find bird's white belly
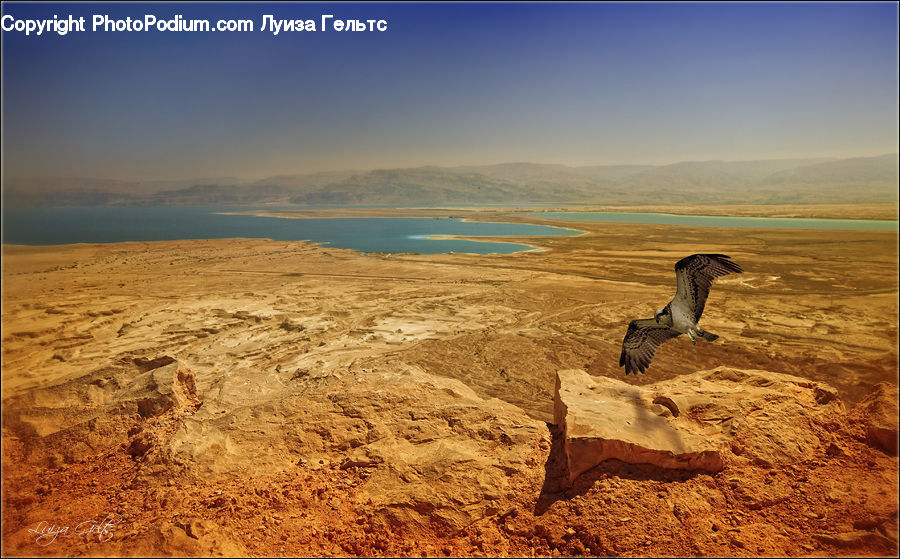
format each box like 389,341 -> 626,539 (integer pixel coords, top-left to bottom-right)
671,306 -> 696,333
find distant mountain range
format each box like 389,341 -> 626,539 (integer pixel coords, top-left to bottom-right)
4,154 -> 897,207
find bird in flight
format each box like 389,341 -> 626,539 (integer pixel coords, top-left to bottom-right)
619,254 -> 742,375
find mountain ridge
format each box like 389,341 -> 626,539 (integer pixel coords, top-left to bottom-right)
3,155 -> 897,207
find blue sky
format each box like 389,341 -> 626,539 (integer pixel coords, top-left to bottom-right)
2,2 -> 897,180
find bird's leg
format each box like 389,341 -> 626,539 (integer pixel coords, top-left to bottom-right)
688,329 -> 697,345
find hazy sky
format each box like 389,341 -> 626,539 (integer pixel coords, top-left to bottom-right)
2,2 -> 898,180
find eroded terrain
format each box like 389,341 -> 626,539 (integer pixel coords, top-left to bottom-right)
2,205 -> 898,556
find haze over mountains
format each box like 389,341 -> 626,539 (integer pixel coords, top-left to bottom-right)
4,154 -> 897,207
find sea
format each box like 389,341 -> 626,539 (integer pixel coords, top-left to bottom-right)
3,206 -> 897,255
1,206 -> 578,255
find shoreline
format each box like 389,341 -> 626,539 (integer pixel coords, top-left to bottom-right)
219,202 -> 899,221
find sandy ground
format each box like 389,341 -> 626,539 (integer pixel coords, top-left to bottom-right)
2,204 -> 898,556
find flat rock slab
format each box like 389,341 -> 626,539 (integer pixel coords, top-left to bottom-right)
554,367 -> 844,483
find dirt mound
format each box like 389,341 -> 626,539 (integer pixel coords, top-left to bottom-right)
162,360 -> 548,530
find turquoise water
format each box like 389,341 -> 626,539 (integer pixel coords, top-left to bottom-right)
1,207 -> 577,254
7,207 -> 894,255
531,211 -> 899,231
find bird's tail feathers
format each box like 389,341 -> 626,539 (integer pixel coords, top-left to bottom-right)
700,331 -> 719,342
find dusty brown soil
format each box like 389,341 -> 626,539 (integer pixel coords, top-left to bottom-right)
2,205 -> 898,557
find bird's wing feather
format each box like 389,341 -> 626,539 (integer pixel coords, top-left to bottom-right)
619,318 -> 681,375
673,254 -> 742,322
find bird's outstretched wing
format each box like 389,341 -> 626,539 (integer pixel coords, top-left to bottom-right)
673,254 -> 742,323
619,318 -> 681,375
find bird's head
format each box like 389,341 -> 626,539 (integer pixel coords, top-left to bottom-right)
654,307 -> 666,323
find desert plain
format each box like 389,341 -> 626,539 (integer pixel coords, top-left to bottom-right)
1,204 -> 898,557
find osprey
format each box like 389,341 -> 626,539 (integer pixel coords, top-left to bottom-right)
619,253 -> 742,375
